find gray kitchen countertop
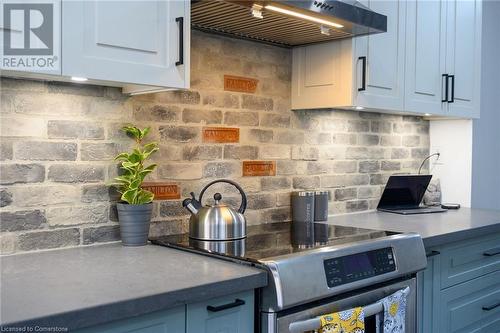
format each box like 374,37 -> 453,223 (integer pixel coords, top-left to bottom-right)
2,208 -> 498,330
0,243 -> 267,330
326,207 -> 500,248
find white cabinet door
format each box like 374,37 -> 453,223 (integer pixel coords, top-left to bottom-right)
291,40 -> 354,110
404,0 -> 447,115
445,0 -> 482,118
354,0 -> 406,111
62,0 -> 189,89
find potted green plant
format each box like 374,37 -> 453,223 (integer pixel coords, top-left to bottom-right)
111,125 -> 159,246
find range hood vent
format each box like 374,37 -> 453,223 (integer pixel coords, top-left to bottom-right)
191,0 -> 387,48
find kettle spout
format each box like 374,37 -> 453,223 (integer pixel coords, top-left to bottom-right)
182,198 -> 199,215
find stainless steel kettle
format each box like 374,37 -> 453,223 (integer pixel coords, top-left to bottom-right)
182,179 -> 247,241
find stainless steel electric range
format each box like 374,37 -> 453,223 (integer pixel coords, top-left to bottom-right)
151,222 -> 427,333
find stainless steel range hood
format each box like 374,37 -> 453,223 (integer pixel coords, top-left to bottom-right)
191,0 -> 387,48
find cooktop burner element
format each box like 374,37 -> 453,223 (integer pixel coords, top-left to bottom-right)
150,222 -> 393,262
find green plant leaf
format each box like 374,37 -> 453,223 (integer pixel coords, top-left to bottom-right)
143,164 -> 157,172
120,166 -> 136,175
143,142 -> 157,152
136,189 -> 154,204
121,189 -> 138,204
114,176 -> 132,184
143,147 -> 159,160
122,126 -> 141,140
129,178 -> 142,190
119,168 -> 133,176
122,161 -> 140,169
128,151 -> 143,163
114,152 -> 129,161
138,164 -> 157,182
141,127 -> 151,140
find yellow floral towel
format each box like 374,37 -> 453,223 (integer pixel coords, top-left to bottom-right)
319,307 -> 365,333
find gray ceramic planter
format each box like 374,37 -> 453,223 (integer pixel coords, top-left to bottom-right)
117,202 -> 153,246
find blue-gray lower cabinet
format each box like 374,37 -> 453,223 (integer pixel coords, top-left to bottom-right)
416,252 -> 441,333
417,232 -> 500,333
186,290 -> 254,333
75,306 -> 185,333
438,270 -> 500,333
438,232 -> 500,288
74,291 -> 255,333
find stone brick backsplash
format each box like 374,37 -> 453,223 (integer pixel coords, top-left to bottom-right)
0,31 -> 430,254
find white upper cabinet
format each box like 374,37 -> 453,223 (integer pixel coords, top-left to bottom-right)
405,0 -> 482,118
444,0 -> 482,118
353,0 -> 406,111
292,0 -> 482,118
62,0 -> 190,93
292,0 -> 407,112
1,0 -> 189,94
404,0 -> 447,115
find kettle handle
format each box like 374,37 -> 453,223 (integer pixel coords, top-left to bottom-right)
198,179 -> 247,214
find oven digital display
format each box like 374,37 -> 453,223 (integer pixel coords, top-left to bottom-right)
324,247 -> 396,288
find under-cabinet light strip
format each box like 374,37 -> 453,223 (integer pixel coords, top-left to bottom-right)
264,5 -> 344,29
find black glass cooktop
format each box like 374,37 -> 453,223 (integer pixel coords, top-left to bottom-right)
151,222 -> 395,262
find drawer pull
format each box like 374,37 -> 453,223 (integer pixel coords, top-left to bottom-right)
426,250 -> 440,257
207,299 -> 245,312
482,301 -> 500,311
483,246 -> 500,257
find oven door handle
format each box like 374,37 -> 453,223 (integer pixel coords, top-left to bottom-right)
288,286 -> 410,333
289,317 -> 322,333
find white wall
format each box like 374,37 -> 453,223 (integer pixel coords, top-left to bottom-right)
429,120 -> 473,207
471,0 -> 500,210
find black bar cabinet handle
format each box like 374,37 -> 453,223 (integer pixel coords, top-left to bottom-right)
175,17 -> 184,66
426,250 -> 441,258
483,246 -> 500,257
358,56 -> 366,91
441,74 -> 449,102
207,299 -> 245,312
482,301 -> 500,311
448,74 -> 455,103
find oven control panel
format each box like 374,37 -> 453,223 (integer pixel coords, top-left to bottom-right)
324,247 -> 396,288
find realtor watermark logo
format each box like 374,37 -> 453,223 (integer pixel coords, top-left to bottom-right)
1,1 -> 60,71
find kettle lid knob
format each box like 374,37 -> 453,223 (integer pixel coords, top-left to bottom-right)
199,179 -> 247,214
213,193 -> 222,204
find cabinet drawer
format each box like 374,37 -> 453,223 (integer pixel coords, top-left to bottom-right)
76,306 -> 185,333
439,270 -> 500,333
186,290 -> 254,333
481,305 -> 500,333
439,232 -> 500,288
